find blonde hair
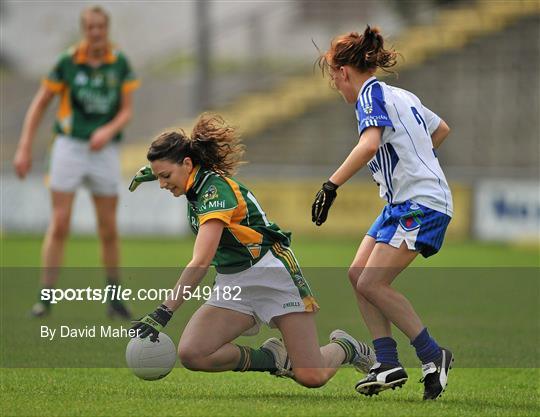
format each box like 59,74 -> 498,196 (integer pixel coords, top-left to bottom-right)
80,5 -> 110,28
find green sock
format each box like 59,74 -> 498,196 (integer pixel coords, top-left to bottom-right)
331,339 -> 355,364
233,345 -> 277,373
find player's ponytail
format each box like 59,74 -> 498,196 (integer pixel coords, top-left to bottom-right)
361,26 -> 396,71
147,113 -> 245,176
317,25 -> 398,76
188,113 -> 245,176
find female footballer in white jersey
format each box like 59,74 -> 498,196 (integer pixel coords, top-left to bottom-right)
312,26 -> 454,400
129,113 -> 375,388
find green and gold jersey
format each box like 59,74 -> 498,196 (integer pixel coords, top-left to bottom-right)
42,41 -> 140,141
185,167 -> 292,273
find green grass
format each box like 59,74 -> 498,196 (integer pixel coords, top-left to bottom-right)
1,235 -> 539,416
2,368 -> 538,417
1,235 -> 538,267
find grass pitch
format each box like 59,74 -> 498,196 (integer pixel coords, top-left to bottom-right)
2,368 -> 539,417
1,236 -> 539,416
2,235 -> 539,267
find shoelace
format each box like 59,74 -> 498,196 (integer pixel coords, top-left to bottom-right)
363,371 -> 378,382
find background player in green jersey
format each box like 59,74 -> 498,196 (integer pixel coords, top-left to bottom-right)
12,6 -> 139,318
129,113 -> 376,387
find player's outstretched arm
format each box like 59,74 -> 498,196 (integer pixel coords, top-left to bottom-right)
431,119 -> 451,149
312,127 -> 381,226
13,86 -> 55,179
329,126 -> 381,186
131,219 -> 225,340
163,219 -> 224,312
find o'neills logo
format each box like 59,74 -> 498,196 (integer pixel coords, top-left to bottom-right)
283,301 -> 301,308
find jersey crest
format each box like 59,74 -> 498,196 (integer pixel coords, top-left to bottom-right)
202,185 -> 218,204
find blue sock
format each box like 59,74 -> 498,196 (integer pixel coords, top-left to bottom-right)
373,337 -> 400,366
411,328 -> 441,364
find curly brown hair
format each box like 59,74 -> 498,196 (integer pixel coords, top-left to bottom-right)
147,113 -> 245,176
317,25 -> 398,78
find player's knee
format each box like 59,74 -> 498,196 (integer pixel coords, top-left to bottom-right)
348,266 -> 365,287
98,225 -> 118,244
178,345 -> 205,370
294,368 -> 327,388
356,278 -> 376,301
49,216 -> 70,240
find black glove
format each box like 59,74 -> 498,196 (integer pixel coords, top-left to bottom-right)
311,181 -> 338,226
131,304 -> 173,342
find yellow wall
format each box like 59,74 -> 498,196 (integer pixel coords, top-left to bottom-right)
246,180 -> 471,239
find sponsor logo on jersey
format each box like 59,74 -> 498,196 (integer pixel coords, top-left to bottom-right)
363,104 -> 373,114
91,74 -> 104,87
207,200 -> 226,209
190,215 -> 199,232
195,200 -> 226,213
365,114 -> 389,121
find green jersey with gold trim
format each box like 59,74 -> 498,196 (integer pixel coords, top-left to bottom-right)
42,41 -> 140,141
185,167 -> 291,273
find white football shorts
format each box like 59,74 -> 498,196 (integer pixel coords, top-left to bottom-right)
49,135 -> 121,196
205,249 -> 318,336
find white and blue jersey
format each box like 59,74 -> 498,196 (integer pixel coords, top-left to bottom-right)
356,76 -> 453,217
356,77 -> 453,257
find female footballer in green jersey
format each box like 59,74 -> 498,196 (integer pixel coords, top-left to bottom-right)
129,113 -> 375,387
13,6 -> 139,318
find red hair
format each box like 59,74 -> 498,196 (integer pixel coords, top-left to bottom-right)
318,25 -> 398,76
